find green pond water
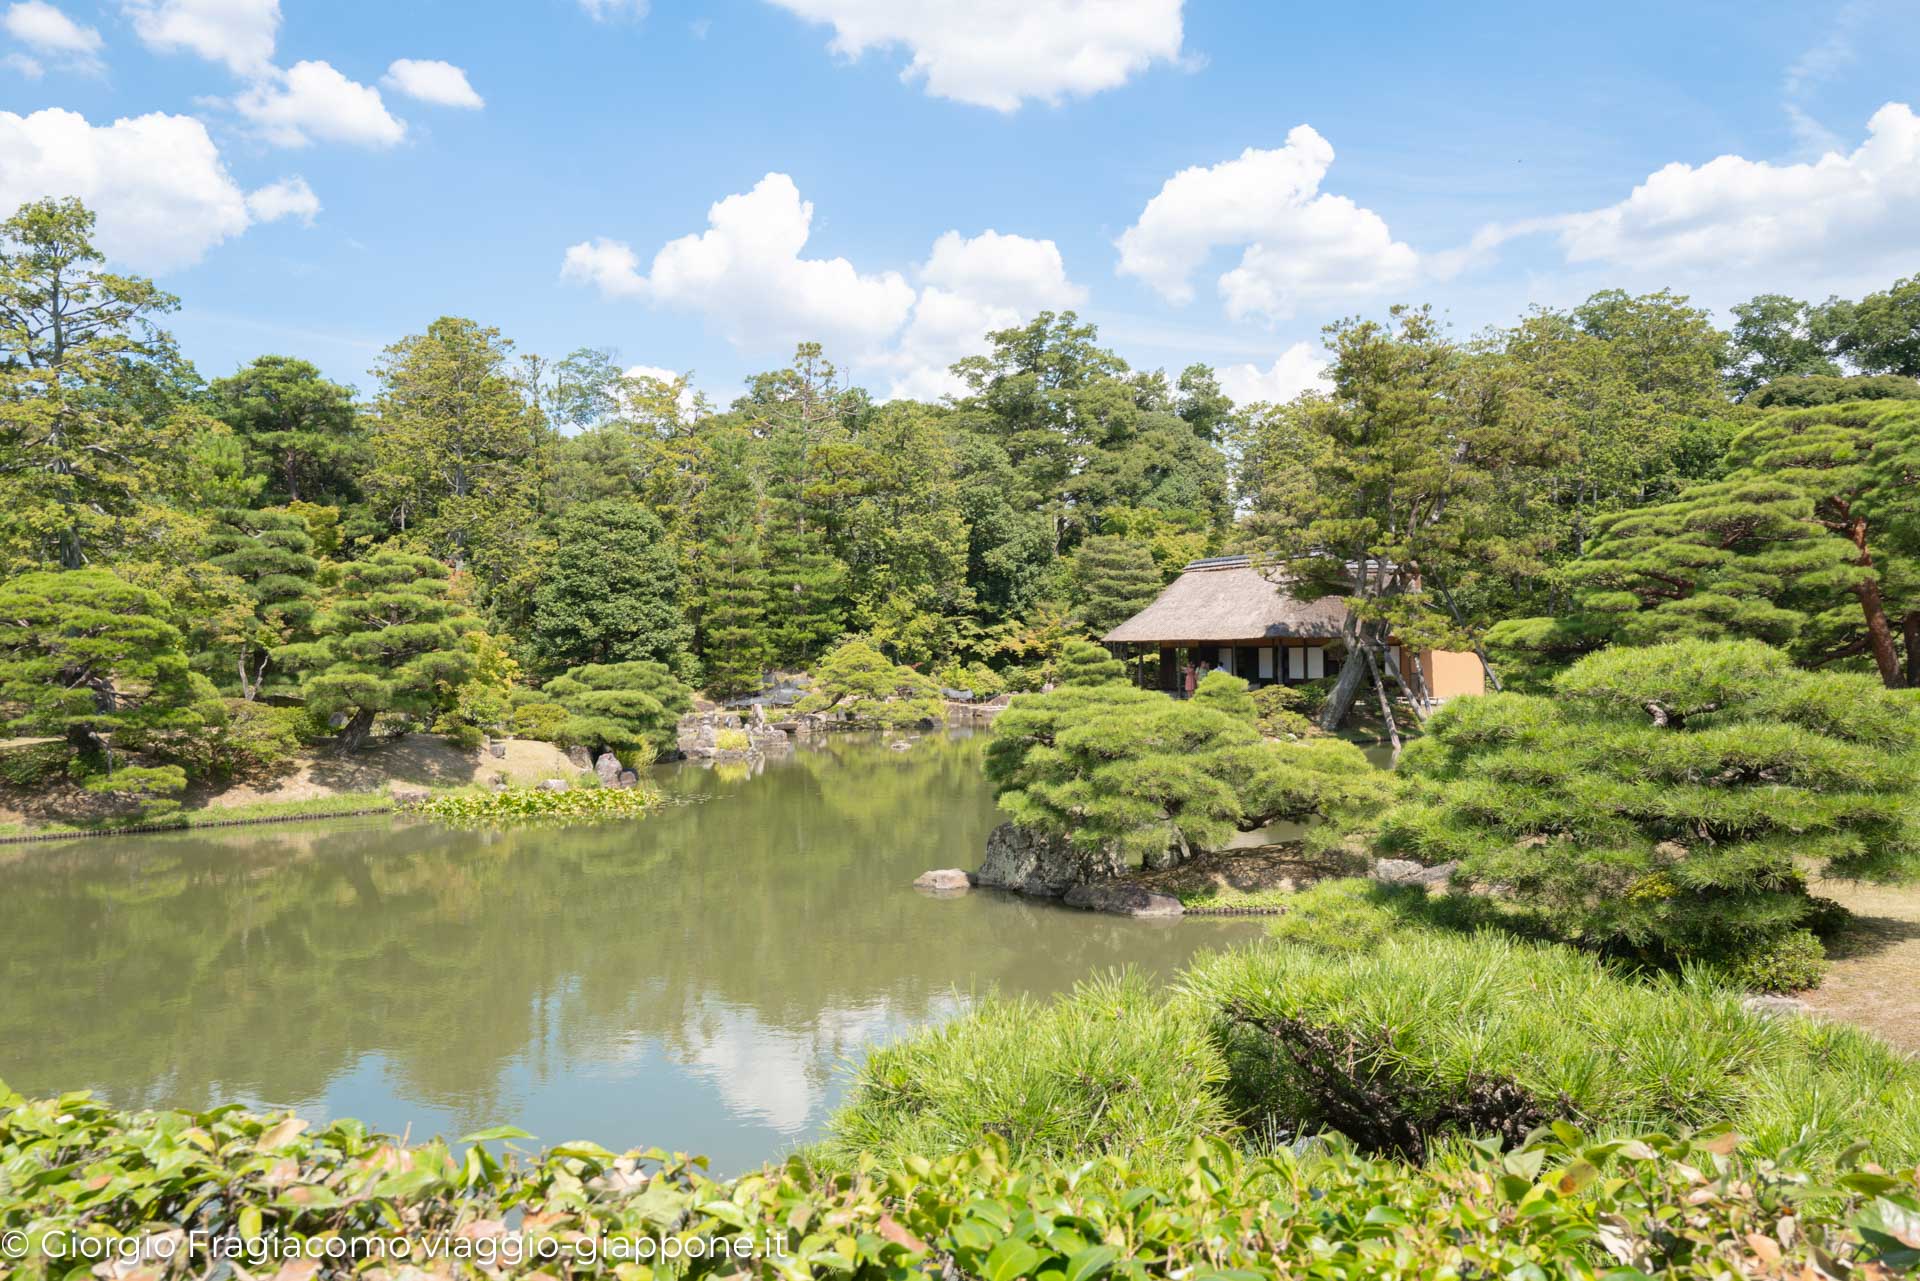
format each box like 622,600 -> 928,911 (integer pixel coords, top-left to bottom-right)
0,732 -> 1267,1172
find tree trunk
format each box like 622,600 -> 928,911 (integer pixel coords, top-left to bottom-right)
335,708 -> 377,755
1317,641 -> 1370,732
1853,577 -> 1904,688
1363,646 -> 1404,764
1906,611 -> 1920,690
1376,641 -> 1430,722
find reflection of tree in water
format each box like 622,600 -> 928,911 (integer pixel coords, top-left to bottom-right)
0,734 -> 1260,1150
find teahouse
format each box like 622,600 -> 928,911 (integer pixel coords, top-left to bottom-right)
1101,555 -> 1485,699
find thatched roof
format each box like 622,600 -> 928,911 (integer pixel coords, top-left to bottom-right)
1102,556 -> 1349,644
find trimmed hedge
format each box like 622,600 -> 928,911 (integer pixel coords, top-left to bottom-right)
2,1085 -> 1916,1279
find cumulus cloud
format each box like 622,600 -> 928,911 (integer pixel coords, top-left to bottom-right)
0,108 -> 314,271
4,0 -> 103,72
232,60 -> 407,147
244,174 -> 319,224
1216,343 -> 1327,407
561,173 -> 916,353
1536,102 -> 1920,284
123,0 -> 279,75
883,229 -> 1086,398
1116,126 -> 1420,320
383,58 -> 484,109
764,0 -> 1185,111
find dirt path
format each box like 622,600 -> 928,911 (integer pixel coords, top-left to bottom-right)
1804,878 -> 1920,1055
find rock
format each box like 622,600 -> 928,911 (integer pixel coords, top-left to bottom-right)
1742,994 -> 1813,1018
888,739 -> 913,751
749,727 -> 791,755
390,785 -> 430,807
594,752 -> 623,786
488,740 -> 508,759
1062,883 -> 1184,919
537,778 -> 570,793
617,769 -> 639,787
913,868 -> 972,893
750,702 -> 767,726
975,822 -> 1125,897
1369,858 -> 1457,887
566,745 -> 593,770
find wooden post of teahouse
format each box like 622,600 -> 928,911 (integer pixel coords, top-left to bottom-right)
1362,645 -> 1404,764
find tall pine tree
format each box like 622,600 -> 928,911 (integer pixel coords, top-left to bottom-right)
691,429 -> 770,698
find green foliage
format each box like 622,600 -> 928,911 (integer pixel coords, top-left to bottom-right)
75,760 -> 189,823
829,971 -> 1229,1175
508,700 -> 569,742
985,683 -> 1389,864
277,551 -> 479,750
432,633 -> 521,748
689,428 -> 770,699
0,570 -> 211,755
200,507 -> 321,700
794,638 -> 944,726
407,783 -> 658,825
165,697 -> 312,780
713,727 -> 751,752
1818,272 -> 1920,377
1068,534 -> 1163,636
207,355 -> 362,506
1052,638 -> 1127,686
0,740 -> 68,786
1183,926 -> 1920,1167
1747,373 -> 1920,407
1714,928 -> 1828,995
1192,669 -> 1256,720
0,197 -> 197,572
1249,683 -> 1314,738
543,660 -> 692,756
4,1087 -> 1915,1281
1379,639 -> 1920,966
527,499 -> 692,676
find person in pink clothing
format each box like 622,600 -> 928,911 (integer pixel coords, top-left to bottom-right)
1183,660 -> 1198,697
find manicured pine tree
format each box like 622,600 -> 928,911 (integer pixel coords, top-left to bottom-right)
202,508 -> 321,700
544,660 -> 692,758
1053,639 -> 1128,687
279,551 -> 478,751
691,429 -> 770,699
1069,535 -> 1163,636
794,638 -> 944,727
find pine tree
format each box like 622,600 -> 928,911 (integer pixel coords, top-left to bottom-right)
208,356 -> 362,506
279,551 -> 478,751
202,508 -> 321,700
545,660 -> 692,758
691,429 -> 769,699
1069,535 -> 1164,636
1054,639 -> 1128,687
528,499 -> 692,676
794,638 -> 944,727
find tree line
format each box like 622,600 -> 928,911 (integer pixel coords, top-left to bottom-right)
3,193 -> 1919,808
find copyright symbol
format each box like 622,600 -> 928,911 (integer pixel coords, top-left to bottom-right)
1,1230 -> 27,1258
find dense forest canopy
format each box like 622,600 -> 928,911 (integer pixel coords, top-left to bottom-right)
3,195 -> 1919,811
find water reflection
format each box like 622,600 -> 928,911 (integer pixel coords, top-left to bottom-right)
0,733 -> 1264,1172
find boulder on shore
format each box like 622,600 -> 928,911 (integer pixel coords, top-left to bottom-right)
566,745 -> 593,770
537,778 -> 570,793
913,868 -> 972,893
975,822 -> 1125,897
594,752 -> 623,787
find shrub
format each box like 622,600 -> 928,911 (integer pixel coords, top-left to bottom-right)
793,638 -> 943,727
1378,639 -> 1920,967
406,784 -> 657,825
829,971 -> 1230,1175
1714,928 -> 1828,994
1052,638 -> 1128,687
1180,929 -> 1920,1167
1192,669 -> 1256,720
0,740 -> 70,787
544,660 -> 692,756
713,727 -> 751,752
986,683 -> 1390,865
1249,685 -> 1314,739
3,1087 -> 1914,1281
201,699 -> 310,778
509,700 -> 569,742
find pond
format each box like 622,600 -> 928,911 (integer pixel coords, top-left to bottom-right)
0,732 -> 1267,1173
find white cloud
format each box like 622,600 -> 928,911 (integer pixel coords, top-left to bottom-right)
244,174 -> 318,224
232,60 -> 407,148
0,108 -> 314,271
383,58 -> 484,109
578,0 -> 646,17
764,0 -> 1185,111
1535,102 -> 1920,283
562,173 -> 916,353
1216,343 -> 1327,407
3,50 -> 43,76
5,1 -> 102,72
123,0 -> 279,76
1116,126 -> 1420,321
883,229 -> 1085,398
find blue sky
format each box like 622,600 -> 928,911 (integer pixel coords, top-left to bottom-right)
5,0 -> 1919,405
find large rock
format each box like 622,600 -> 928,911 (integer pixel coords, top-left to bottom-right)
1370,857 -> 1457,887
1062,883 -> 1184,919
913,868 -> 972,893
537,778 -> 570,793
594,752 -> 623,786
975,822 -> 1125,897
566,745 -> 593,770
390,785 -> 430,807
1742,994 -> 1813,1018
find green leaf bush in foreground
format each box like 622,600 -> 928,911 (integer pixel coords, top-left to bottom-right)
2,1084 -> 1916,1279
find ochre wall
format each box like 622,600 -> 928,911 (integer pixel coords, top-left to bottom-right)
1421,648 -> 1485,700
